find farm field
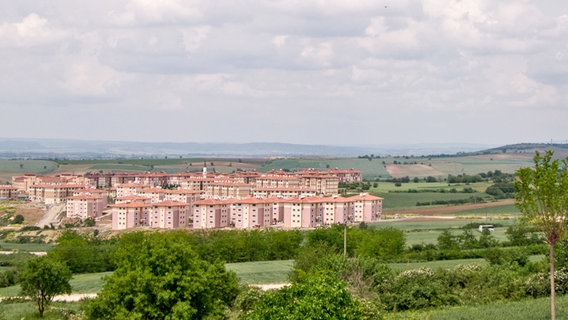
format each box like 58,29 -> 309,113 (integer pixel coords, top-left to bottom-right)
0,152 -> 539,183
378,191 -> 489,210
372,218 -> 516,231
0,240 -> 55,252
403,227 -> 509,246
262,157 -> 391,180
225,259 -> 294,284
372,181 -> 493,193
386,295 -> 568,320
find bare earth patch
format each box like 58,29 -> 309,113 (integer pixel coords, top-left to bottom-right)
385,164 -> 445,178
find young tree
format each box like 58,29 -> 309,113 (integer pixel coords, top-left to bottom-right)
514,150 -> 568,320
18,257 -> 72,317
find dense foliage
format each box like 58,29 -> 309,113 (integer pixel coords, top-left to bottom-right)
244,273 -> 366,320
47,230 -> 114,273
83,231 -> 239,319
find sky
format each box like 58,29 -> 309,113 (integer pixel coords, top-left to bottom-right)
0,0 -> 567,147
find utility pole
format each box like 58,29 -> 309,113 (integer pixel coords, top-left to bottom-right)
343,220 -> 347,258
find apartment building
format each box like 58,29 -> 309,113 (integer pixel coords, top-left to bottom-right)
28,183 -> 87,204
148,201 -> 190,229
251,186 -> 316,199
205,182 -> 254,199
192,193 -> 382,230
66,195 -> 106,220
0,185 -> 19,200
111,202 -> 149,230
192,199 -> 231,229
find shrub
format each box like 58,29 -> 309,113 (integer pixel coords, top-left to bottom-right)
11,214 -> 24,224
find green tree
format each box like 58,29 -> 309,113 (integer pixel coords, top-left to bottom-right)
18,257 -> 72,317
47,230 -> 112,273
244,272 -> 363,320
437,230 -> 459,251
514,150 -> 568,320
12,214 -> 24,224
83,231 -> 239,319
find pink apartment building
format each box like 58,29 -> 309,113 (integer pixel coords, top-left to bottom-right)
137,187 -> 166,203
163,189 -> 202,204
192,193 -> 383,230
192,199 -> 231,229
205,182 -> 254,199
115,195 -> 151,204
28,183 -> 87,204
0,185 -> 19,200
66,195 -> 106,220
147,201 -> 190,229
111,202 -> 148,230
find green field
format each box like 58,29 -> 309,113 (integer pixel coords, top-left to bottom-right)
262,158 -> 391,180
225,259 -> 294,284
386,294 -> 568,320
404,227 -> 509,246
372,219 -> 516,231
379,192 -> 490,210
455,203 -> 520,216
0,160 -> 58,174
0,241 -> 56,252
428,156 -> 534,176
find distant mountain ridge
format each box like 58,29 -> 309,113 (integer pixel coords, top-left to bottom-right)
0,137 -> 501,159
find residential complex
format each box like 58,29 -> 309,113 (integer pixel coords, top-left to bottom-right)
1,168 -> 381,231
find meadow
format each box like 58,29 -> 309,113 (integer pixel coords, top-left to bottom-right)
3,292 -> 567,320
0,240 -> 55,252
386,295 -> 568,320
0,160 -> 58,174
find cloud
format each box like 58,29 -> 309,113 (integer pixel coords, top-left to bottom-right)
0,0 -> 567,145
0,13 -> 68,47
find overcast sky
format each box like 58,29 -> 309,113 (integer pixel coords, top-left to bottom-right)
0,0 -> 567,147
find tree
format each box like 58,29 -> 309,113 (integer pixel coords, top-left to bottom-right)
514,150 -> 568,320
18,257 -> 72,317
84,231 -> 239,319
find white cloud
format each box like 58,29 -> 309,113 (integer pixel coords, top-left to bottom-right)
300,42 -> 333,67
108,0 -> 202,26
0,0 -> 567,145
0,13 -> 67,47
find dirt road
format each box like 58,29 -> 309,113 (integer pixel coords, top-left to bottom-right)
35,203 -> 64,228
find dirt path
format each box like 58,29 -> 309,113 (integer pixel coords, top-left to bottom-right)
383,199 -> 515,216
35,203 -> 64,228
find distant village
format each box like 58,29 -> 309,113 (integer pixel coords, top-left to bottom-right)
0,167 -> 383,231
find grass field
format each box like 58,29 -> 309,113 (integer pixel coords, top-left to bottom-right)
1,301 -> 83,320
261,158 -> 391,180
455,203 -> 520,215
372,181 -> 493,193
387,294 -> 568,320
225,259 -> 294,284
404,227 -> 509,246
0,160 -> 59,174
0,241 -> 55,252
379,192 -> 490,210
372,219 -> 517,231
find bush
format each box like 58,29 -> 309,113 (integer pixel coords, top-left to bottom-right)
526,268 -> 568,298
380,268 -> 460,311
11,215 -> 24,224
234,285 -> 264,313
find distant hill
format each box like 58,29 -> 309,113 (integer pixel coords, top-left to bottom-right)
480,143 -> 568,158
0,137 -> 498,159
